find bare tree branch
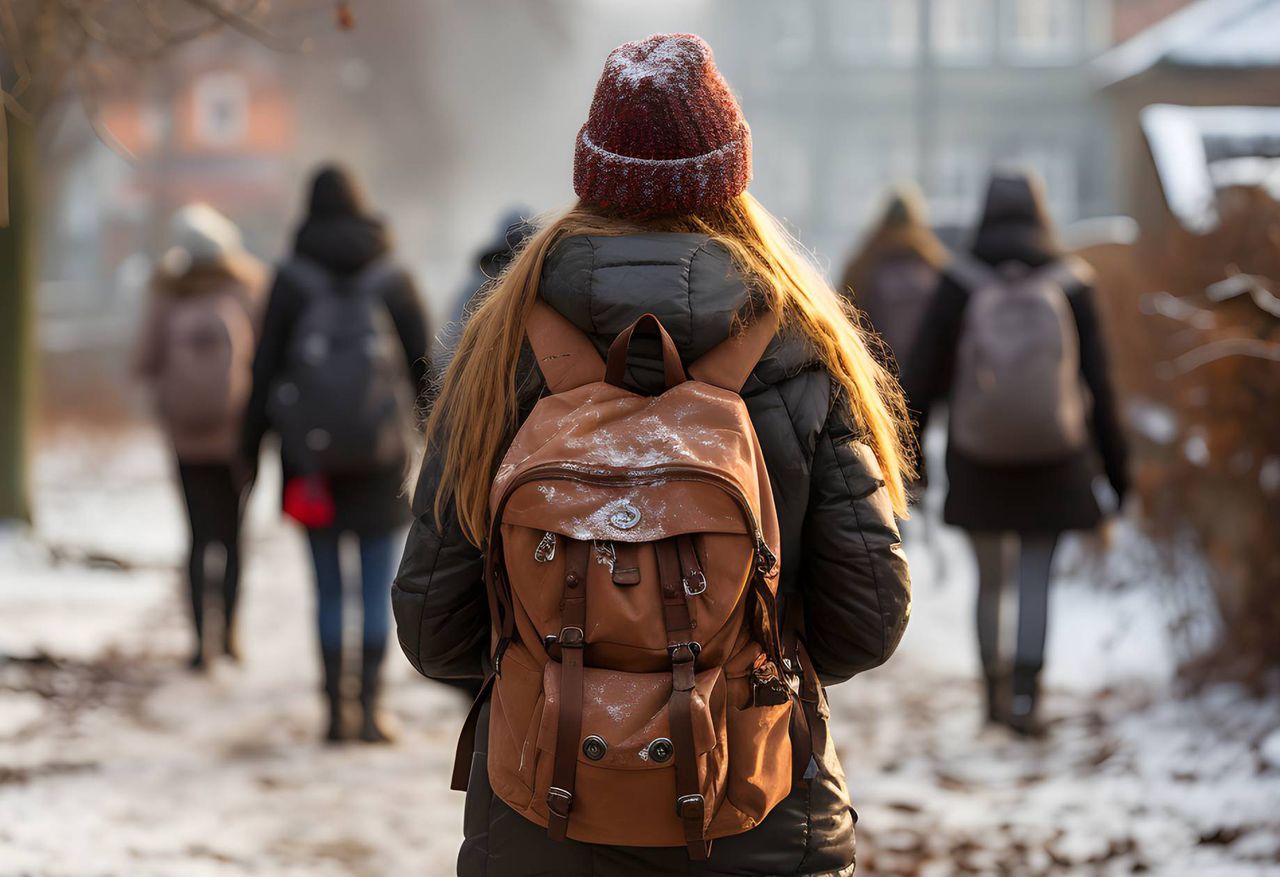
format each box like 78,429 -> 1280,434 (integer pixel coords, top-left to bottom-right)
1141,291 -> 1218,330
1161,338 -> 1280,376
1206,273 -> 1280,318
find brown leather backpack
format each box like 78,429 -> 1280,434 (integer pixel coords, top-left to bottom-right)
451,303 -> 814,859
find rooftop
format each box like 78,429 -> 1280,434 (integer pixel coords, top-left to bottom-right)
1096,0 -> 1280,85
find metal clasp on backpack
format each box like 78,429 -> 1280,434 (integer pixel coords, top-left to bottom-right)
593,540 -> 616,572
534,531 -> 557,563
682,570 -> 707,597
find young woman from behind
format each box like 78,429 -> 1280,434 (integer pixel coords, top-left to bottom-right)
394,34 -> 913,876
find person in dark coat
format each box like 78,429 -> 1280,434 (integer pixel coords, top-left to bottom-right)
450,209 -> 535,328
240,164 -> 430,743
902,169 -> 1129,735
393,34 -> 913,877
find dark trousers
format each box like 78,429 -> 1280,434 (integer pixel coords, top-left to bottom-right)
177,463 -> 244,652
970,531 -> 1059,675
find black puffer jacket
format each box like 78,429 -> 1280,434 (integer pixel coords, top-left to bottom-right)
393,233 -> 911,877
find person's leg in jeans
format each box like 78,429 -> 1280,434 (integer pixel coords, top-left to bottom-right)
307,529 -> 346,742
970,531 -> 1013,723
356,530 -> 398,743
1009,533 -> 1059,735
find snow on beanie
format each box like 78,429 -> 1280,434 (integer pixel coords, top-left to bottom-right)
573,33 -> 751,216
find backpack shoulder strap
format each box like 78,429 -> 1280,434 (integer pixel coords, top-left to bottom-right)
282,255 -> 334,295
526,300 -> 606,394
942,253 -> 1000,295
1032,255 -> 1095,292
687,310 -> 779,393
350,257 -> 402,299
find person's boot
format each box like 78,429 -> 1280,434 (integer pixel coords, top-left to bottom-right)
983,671 -> 1006,726
221,587 -> 241,664
321,647 -> 346,743
1007,666 -> 1044,737
222,624 -> 241,664
358,646 -> 395,744
187,570 -> 206,672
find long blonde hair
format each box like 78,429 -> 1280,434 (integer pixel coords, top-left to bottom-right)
426,192 -> 915,546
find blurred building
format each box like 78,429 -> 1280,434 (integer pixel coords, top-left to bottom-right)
715,0 -> 1201,264
41,43 -> 296,355
1097,0 -> 1280,235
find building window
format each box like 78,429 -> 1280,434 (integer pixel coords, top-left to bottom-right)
932,0 -> 994,65
828,129 -> 919,230
1084,0 -> 1114,53
1003,0 -> 1078,64
829,0 -> 920,66
192,72 -> 249,148
773,2 -> 816,69
755,126 -> 813,223
930,144 -> 988,227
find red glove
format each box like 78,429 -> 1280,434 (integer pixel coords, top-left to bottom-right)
283,474 -> 336,529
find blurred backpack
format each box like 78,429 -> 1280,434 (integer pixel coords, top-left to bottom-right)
452,305 -> 809,860
268,257 -> 410,474
157,290 -> 255,434
948,255 -> 1092,465
858,255 -> 939,372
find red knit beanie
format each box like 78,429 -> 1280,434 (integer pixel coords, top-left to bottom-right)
574,34 -> 751,216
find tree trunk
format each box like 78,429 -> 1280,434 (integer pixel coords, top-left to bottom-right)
0,110 -> 37,524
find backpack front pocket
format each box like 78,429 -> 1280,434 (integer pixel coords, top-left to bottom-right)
486,644 -> 548,810
527,662 -> 727,847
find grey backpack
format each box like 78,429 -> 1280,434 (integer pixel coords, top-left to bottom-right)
268,257 -> 411,475
948,256 -> 1091,465
158,289 -> 254,433
859,255 -> 939,371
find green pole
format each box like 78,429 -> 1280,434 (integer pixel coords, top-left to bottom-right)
0,109 -> 37,524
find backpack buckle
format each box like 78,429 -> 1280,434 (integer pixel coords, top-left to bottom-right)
667,642 -> 701,663
675,793 -> 705,820
682,570 -> 707,597
547,787 -> 574,819
557,626 -> 585,649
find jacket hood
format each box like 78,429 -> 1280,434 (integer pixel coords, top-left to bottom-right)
539,232 -> 814,394
293,214 -> 390,275
971,170 -> 1062,269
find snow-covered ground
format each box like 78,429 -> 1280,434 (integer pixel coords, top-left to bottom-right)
2,429 -> 1278,876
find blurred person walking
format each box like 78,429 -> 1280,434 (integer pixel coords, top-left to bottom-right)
903,170 -> 1129,736
450,208 -> 535,330
394,34 -> 912,876
240,165 -> 429,743
838,182 -> 948,373
133,204 -> 266,671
